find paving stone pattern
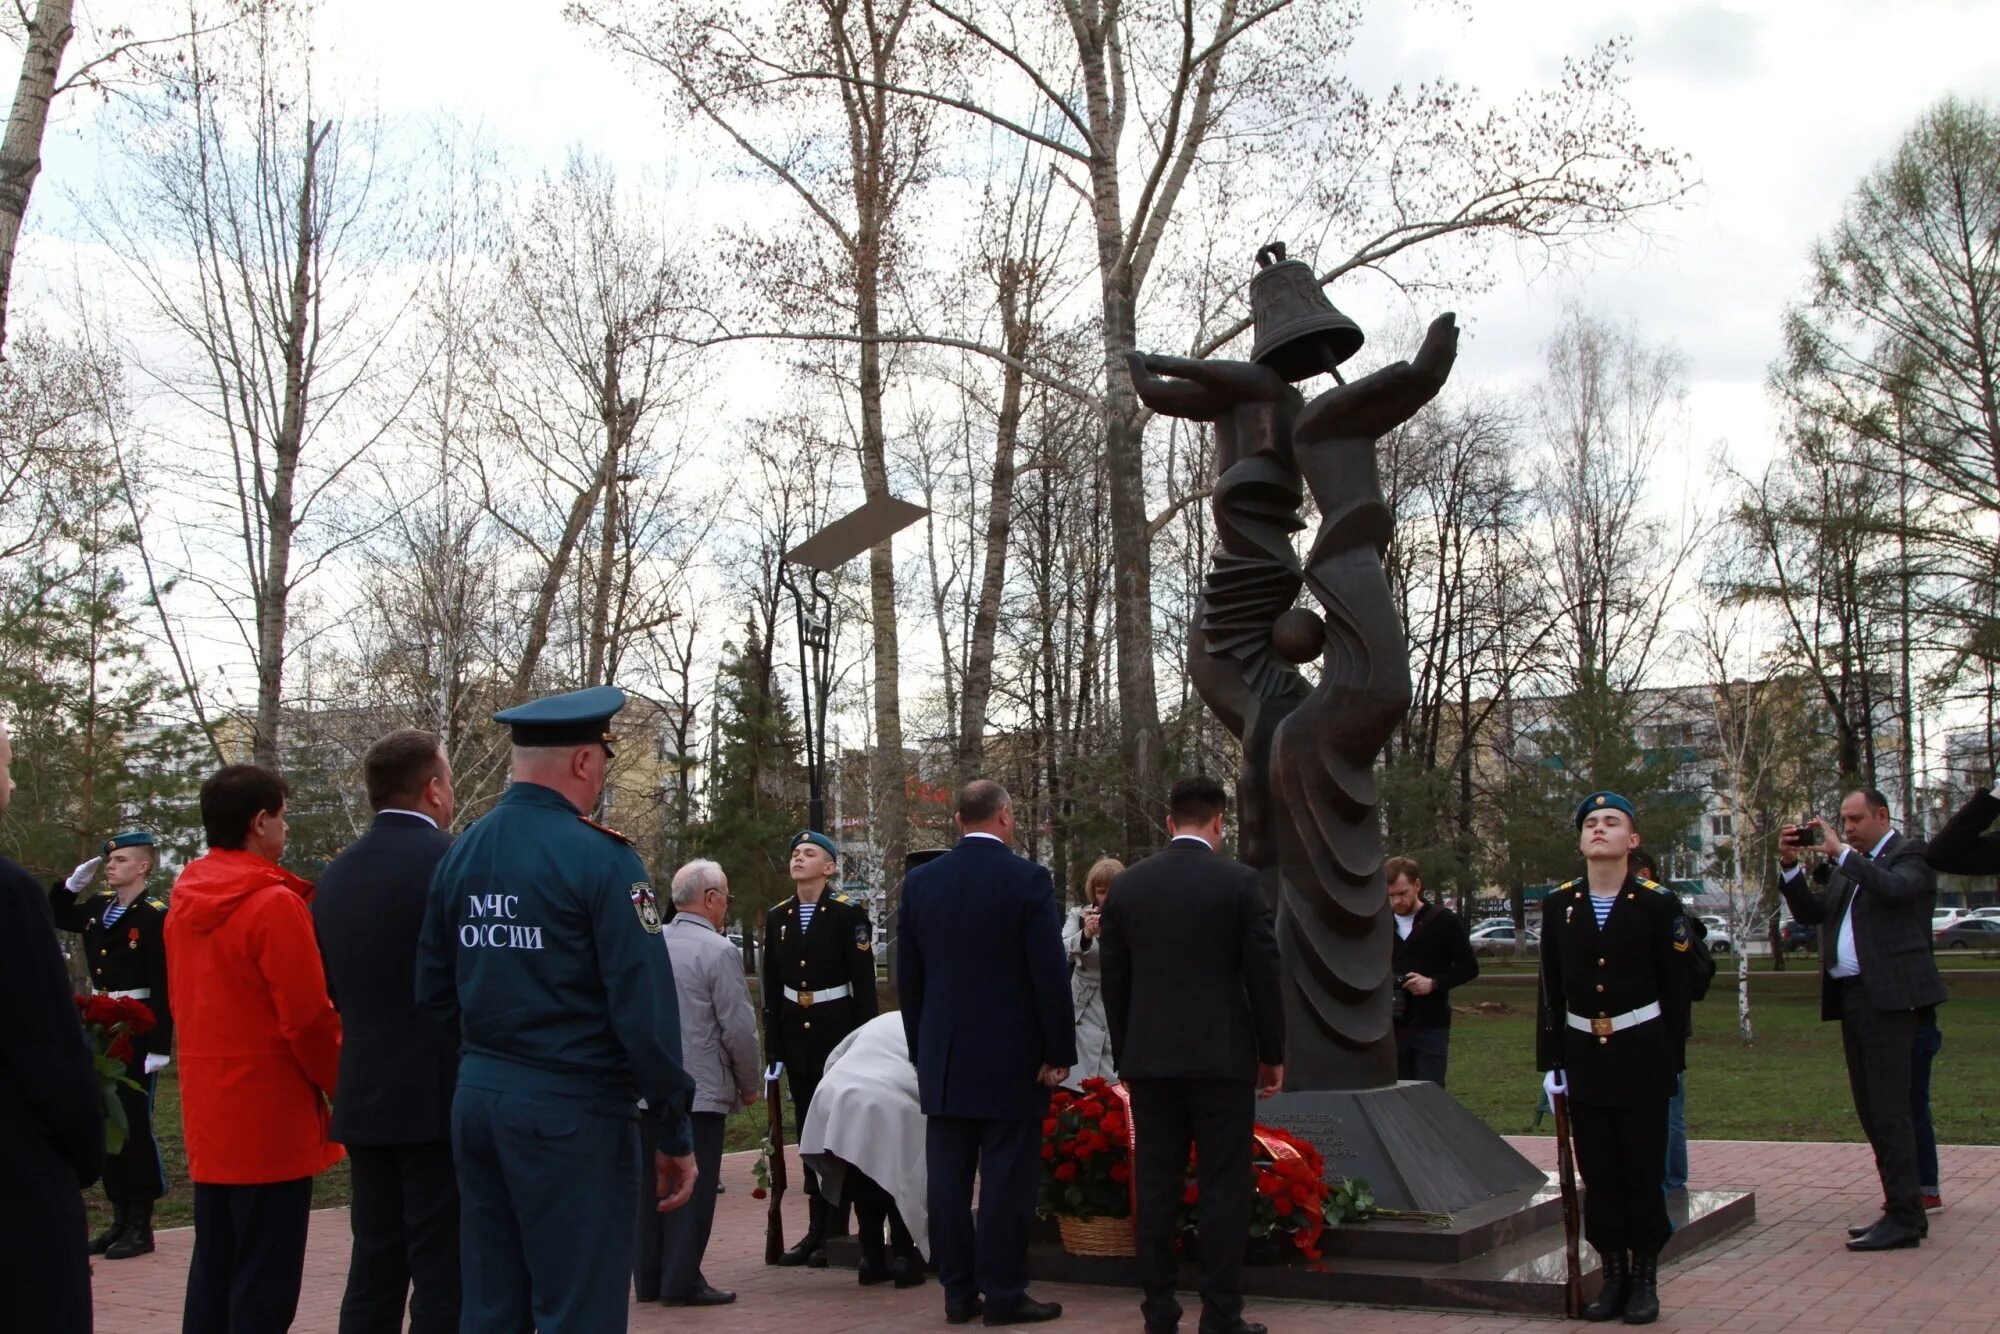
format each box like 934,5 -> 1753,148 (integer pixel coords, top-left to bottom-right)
90,1137 -> 2000,1332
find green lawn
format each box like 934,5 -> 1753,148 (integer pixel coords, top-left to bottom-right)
89,968 -> 2000,1234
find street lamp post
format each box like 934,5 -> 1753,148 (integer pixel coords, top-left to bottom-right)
781,495 -> 928,836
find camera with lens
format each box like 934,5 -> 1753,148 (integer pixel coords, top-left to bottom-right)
1782,819 -> 1825,848
1390,972 -> 1412,1027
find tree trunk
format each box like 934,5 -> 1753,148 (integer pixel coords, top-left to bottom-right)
587,331 -> 627,685
854,217 -> 907,906
956,262 -> 1029,783
254,120 -> 328,767
0,0 -> 74,353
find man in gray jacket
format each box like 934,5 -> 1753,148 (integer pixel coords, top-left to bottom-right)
635,859 -> 762,1306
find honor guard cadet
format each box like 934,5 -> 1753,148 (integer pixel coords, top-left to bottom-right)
50,830 -> 173,1259
1537,792 -> 1692,1327
764,828 -> 880,1266
417,685 -> 698,1334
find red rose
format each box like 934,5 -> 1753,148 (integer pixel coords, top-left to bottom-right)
1256,1174 -> 1283,1196
1081,1076 -> 1108,1092
1181,1184 -> 1199,1205
1110,1162 -> 1130,1183
1043,1118 -> 1058,1136
117,998 -> 156,1036
108,1032 -> 134,1063
751,1187 -> 768,1200
1273,1196 -> 1293,1216
1041,1143 -> 1055,1161
1101,1112 -> 1125,1136
1053,1161 -> 1078,1182
1289,1183 -> 1312,1204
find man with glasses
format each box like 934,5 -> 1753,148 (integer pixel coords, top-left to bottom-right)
635,859 -> 761,1307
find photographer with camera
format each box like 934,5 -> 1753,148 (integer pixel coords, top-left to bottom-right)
1386,857 -> 1478,1088
1778,790 -> 1943,1253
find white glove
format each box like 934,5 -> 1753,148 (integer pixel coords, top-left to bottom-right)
764,1062 -> 784,1082
65,857 -> 104,893
143,1054 -> 171,1076
1543,1069 -> 1567,1101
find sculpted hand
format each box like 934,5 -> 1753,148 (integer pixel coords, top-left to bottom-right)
143,1054 -> 171,1075
1543,1069 -> 1567,1102
1257,1063 -> 1284,1098
65,857 -> 104,893
655,1150 -> 698,1213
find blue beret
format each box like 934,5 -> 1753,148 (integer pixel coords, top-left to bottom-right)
102,830 -> 156,855
493,685 -> 627,747
1574,791 -> 1636,829
791,830 -> 838,860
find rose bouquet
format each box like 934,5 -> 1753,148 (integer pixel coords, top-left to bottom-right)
1175,1125 -> 1333,1262
74,994 -> 154,1153
1037,1076 -> 1132,1221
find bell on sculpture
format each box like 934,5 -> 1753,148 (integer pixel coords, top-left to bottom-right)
1248,242 -> 1364,382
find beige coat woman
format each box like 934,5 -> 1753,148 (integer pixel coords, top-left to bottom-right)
1062,857 -> 1124,1085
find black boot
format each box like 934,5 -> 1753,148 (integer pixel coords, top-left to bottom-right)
89,1202 -> 128,1257
106,1200 -> 156,1259
777,1195 -> 827,1267
1622,1250 -> 1659,1325
1581,1249 -> 1629,1322
857,1205 -> 890,1285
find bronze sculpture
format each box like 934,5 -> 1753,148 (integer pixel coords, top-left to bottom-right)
1132,244 -> 1457,1090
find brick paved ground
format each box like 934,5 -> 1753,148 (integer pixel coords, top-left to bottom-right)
91,1137 -> 2000,1333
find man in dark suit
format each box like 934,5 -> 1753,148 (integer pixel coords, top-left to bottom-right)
1927,783 -> 2000,874
1778,788 -> 1945,1252
1101,775 -> 1284,1334
899,779 -> 1074,1326
314,729 -> 461,1333
0,713 -> 105,1334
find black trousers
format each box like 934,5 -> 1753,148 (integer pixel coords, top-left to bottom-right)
103,1057 -> 166,1206
845,1167 -> 916,1265
183,1177 -> 315,1334
1569,1098 -> 1671,1257
0,1130 -> 91,1334
926,1114 -> 1040,1316
633,1110 -> 727,1301
1128,1077 -> 1255,1332
1838,976 -> 1924,1229
1395,1027 -> 1451,1088
338,1142 -> 460,1334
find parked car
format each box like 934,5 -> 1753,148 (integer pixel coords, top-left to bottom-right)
1935,917 -> 2000,950
1933,910 -> 1968,933
1780,919 -> 1817,953
1469,924 -> 1540,956
1471,917 -> 1515,933
1966,906 -> 2000,920
1705,926 -> 1735,954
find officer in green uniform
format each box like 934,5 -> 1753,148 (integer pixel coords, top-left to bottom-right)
417,685 -> 698,1333
50,830 -> 172,1259
763,828 -> 879,1266
1537,792 -> 1691,1327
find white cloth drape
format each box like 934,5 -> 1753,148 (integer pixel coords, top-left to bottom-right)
798,1012 -> 930,1258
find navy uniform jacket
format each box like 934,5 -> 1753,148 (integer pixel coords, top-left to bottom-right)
898,836 -> 1075,1120
2,857 -> 104,1185
1536,875 -> 1690,1106
314,812 -> 458,1145
760,889 -> 878,1085
415,782 -> 695,1155
48,883 -> 173,1059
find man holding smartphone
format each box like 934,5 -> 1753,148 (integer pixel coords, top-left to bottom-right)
1777,790 -> 1944,1252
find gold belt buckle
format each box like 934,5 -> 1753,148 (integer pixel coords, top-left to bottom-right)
797,990 -> 814,1008
1591,1016 -> 1614,1038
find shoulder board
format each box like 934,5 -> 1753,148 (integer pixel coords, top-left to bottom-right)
827,887 -> 860,907
146,897 -> 167,912
1639,877 -> 1667,893
577,815 -> 631,845
1558,877 -> 1582,893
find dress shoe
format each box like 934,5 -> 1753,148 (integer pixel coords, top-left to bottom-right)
858,1260 -> 893,1286
661,1285 -> 736,1306
985,1296 -> 1064,1325
1621,1250 -> 1659,1325
945,1298 -> 986,1325
775,1233 -> 824,1267
1199,1322 -> 1267,1334
1846,1219 -> 1924,1252
890,1254 -> 928,1288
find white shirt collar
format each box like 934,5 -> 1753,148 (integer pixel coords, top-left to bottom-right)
1870,829 -> 1895,859
962,831 -> 1005,844
379,808 -> 439,829
1171,834 -> 1214,848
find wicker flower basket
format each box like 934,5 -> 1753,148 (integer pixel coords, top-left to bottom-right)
1057,1213 -> 1136,1257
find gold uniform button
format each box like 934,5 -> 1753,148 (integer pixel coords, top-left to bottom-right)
1596,984 -> 1605,993
1599,1036 -> 1609,1045
802,1021 -> 812,1030
1598,958 -> 1607,966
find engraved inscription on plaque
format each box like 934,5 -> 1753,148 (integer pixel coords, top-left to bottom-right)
1264,1110 -> 1358,1159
